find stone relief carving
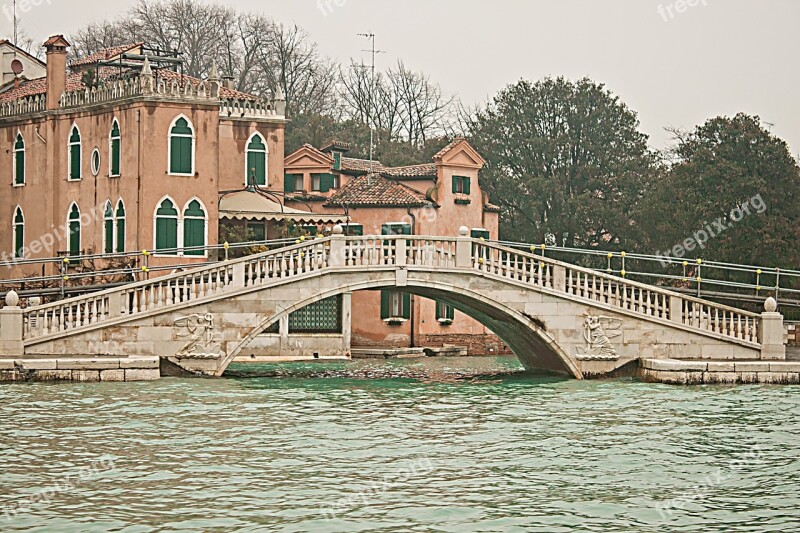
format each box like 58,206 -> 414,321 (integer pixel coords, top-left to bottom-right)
575,315 -> 623,361
173,313 -> 224,360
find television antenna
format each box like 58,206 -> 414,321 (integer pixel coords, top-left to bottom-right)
356,33 -> 386,176
13,0 -> 17,44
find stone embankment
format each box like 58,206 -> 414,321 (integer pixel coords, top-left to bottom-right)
0,356 -> 160,382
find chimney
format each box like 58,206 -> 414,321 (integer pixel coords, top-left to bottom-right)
43,35 -> 70,110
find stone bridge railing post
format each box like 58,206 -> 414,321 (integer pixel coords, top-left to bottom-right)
329,225 -> 345,267
396,238 -> 407,267
552,265 -> 567,292
670,295 -> 684,324
0,291 -> 24,356
456,226 -> 472,268
760,297 -> 786,360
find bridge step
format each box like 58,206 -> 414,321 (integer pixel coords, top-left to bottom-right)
639,358 -> 800,385
0,356 -> 160,383
351,347 -> 427,359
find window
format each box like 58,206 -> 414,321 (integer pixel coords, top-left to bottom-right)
246,133 -> 267,186
155,198 -> 179,253
471,228 -> 490,240
452,175 -> 471,194
312,173 -> 338,193
333,152 -> 342,170
90,149 -> 101,176
284,174 -> 304,193
288,296 -> 343,333
436,301 -> 455,323
342,223 -> 363,236
381,291 -> 410,320
381,223 -> 412,236
104,202 -> 114,254
183,199 -> 207,256
13,207 -> 24,258
116,200 -> 126,253
68,125 -> 81,180
301,224 -> 319,236
68,203 -> 81,256
109,119 -> 121,177
169,116 -> 194,175
247,222 -> 266,242
13,133 -> 24,186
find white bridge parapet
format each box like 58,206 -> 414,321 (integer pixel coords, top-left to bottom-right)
6,231 -> 785,369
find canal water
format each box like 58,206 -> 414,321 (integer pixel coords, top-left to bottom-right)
1,356 -> 799,532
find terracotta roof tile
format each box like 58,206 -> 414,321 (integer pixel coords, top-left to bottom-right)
340,157 -> 385,174
433,137 -> 467,160
0,69 -> 115,102
326,173 -> 432,207
43,35 -> 70,47
70,43 -> 144,67
382,163 -> 437,178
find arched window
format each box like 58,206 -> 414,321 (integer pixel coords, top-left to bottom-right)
169,116 -> 194,175
116,200 -> 126,253
154,198 -> 179,253
68,125 -> 82,180
183,199 -> 207,256
246,133 -> 267,187
13,207 -> 24,258
103,201 -> 114,254
14,133 -> 25,186
68,203 -> 81,256
109,119 -> 121,177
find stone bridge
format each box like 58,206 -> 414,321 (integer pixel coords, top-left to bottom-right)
0,228 -> 786,379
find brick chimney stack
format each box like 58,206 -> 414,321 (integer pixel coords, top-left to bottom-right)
43,35 -> 70,110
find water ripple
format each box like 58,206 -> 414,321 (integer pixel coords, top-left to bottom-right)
1,356 -> 799,532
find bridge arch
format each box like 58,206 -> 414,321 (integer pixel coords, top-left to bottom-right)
223,273 -> 584,379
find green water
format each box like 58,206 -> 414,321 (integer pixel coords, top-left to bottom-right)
1,356 -> 799,532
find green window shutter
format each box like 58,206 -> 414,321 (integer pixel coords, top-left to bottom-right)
70,144 -> 81,179
381,290 -> 391,319
184,219 -> 205,255
315,173 -> 336,193
156,218 -> 178,252
402,293 -> 411,320
248,223 -> 266,242
14,224 -> 23,258
381,224 -> 390,236
116,218 -> 125,253
247,151 -> 266,186
464,177 -> 471,195
15,150 -> 24,185
471,229 -> 490,240
436,301 -> 443,320
284,174 -> 297,193
104,219 -> 114,254
171,137 -> 193,174
69,221 -> 80,255
111,138 -> 121,176
333,152 -> 341,170
345,224 -> 363,236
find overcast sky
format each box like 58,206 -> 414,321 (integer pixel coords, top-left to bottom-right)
6,0 -> 799,155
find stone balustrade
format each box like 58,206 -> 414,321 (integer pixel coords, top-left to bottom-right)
10,232 -> 779,359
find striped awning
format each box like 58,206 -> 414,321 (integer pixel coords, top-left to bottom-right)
219,191 -> 346,223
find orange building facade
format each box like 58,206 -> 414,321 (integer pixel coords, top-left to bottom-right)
1,37 -> 503,356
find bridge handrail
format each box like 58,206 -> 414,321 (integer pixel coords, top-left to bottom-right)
472,240 -> 760,344
20,234 -> 762,345
476,240 -> 761,318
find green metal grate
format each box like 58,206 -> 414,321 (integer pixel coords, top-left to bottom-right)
288,296 -> 342,333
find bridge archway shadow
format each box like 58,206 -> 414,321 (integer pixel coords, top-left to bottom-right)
226,278 -> 582,380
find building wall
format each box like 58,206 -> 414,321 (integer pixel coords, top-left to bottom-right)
1,99 -> 285,277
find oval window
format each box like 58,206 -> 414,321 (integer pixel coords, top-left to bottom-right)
91,148 -> 101,176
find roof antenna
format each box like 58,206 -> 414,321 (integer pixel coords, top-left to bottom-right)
13,0 -> 18,45
357,32 -> 386,184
